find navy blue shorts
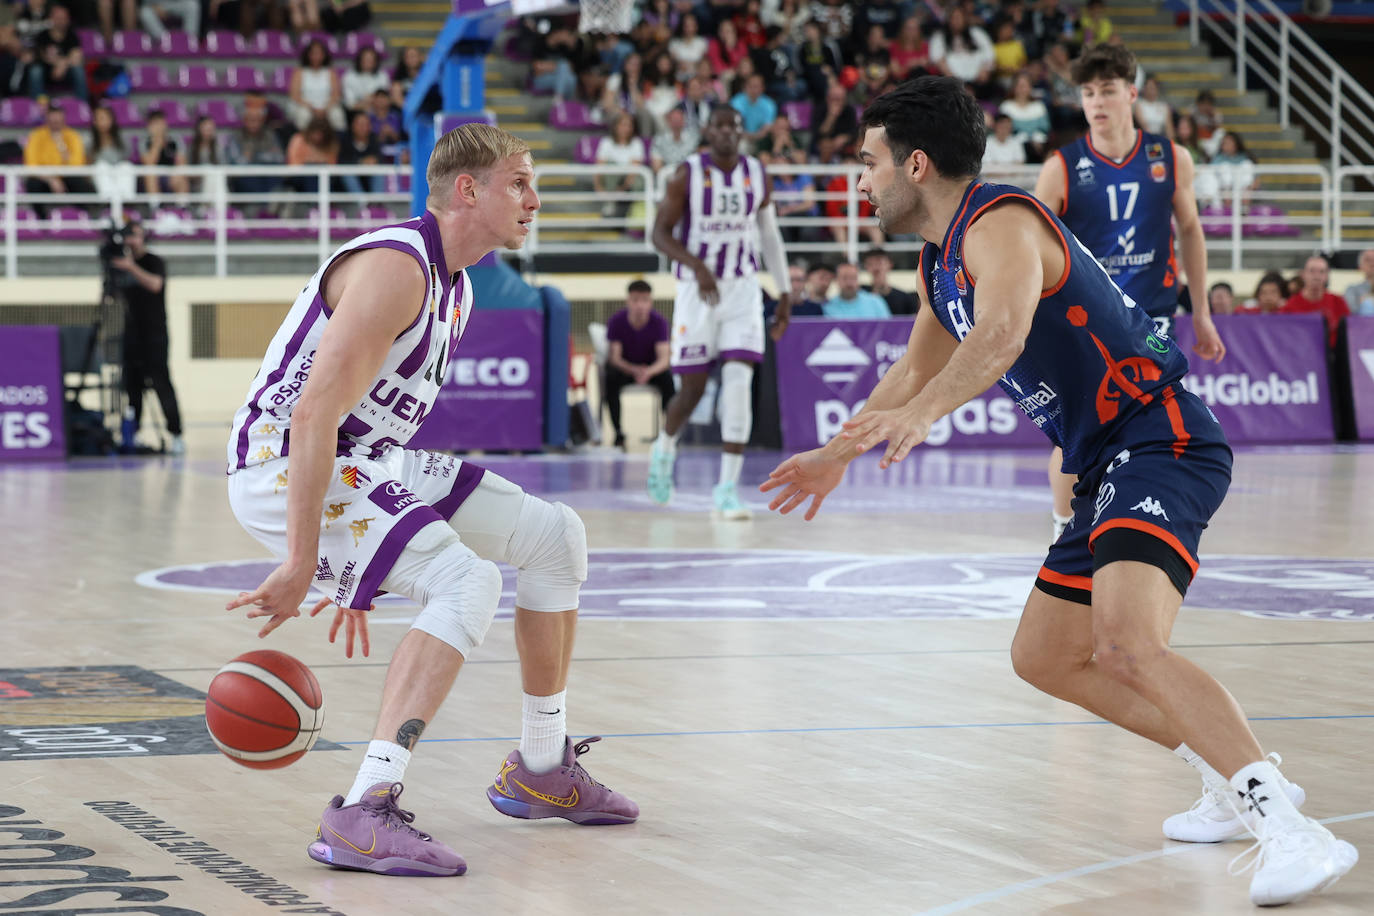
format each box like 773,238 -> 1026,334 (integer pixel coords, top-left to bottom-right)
1037,386 -> 1233,605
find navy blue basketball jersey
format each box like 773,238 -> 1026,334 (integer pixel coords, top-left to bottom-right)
921,181 -> 1191,474
1055,130 -> 1179,318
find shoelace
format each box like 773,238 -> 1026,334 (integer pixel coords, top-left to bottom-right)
568,737 -> 609,789
1223,753 -> 1312,879
370,783 -> 434,841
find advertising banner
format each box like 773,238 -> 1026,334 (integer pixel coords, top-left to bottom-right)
775,319 -> 1045,452
408,308 -> 544,452
0,325 -> 66,461
1172,314 -> 1333,443
1345,316 -> 1374,441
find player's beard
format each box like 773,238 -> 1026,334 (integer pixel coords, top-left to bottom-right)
873,179 -> 921,235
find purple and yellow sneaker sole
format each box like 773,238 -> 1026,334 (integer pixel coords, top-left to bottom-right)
485,786 -> 637,826
306,840 -> 467,876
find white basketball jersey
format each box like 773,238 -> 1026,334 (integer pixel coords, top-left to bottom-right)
674,151 -> 766,281
227,210 -> 472,473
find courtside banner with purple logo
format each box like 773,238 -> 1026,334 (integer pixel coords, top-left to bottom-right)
776,319 -> 1044,451
1346,316 -> 1374,441
0,325 -> 66,461
1171,314 -> 1332,443
408,309 -> 544,452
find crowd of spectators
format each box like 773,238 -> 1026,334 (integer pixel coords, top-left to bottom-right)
6,0 -> 412,214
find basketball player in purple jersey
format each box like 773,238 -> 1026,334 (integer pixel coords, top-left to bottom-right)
1035,44 -> 1225,545
224,124 -> 637,878
648,105 -> 792,519
761,77 -> 1355,906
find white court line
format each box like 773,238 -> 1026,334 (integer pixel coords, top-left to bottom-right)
916,810 -> 1374,915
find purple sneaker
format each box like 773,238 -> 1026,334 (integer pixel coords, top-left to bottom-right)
487,736 -> 639,825
307,782 -> 466,876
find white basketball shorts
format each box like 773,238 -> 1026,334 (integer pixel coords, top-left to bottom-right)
228,448 -> 507,610
670,274 -> 765,373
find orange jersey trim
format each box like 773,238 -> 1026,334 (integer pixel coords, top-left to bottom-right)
1089,518 -> 1200,577
1037,566 -> 1094,591
959,193 -> 1072,299
942,182 -> 984,269
1086,130 -> 1143,170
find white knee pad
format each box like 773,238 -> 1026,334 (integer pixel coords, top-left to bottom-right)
719,361 -> 754,444
506,497 -> 588,612
409,542 -> 503,657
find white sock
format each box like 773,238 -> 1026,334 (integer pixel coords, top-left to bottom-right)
1230,759 -> 1304,826
520,690 -> 567,775
655,429 -> 678,456
1174,741 -> 1227,788
1052,511 -> 1074,525
719,451 -> 743,486
344,740 -> 411,805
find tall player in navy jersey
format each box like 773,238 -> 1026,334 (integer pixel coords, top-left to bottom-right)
761,77 -> 1355,906
1035,44 -> 1225,544
649,106 -> 792,519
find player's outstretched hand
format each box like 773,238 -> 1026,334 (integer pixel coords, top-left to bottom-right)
226,561 -> 315,640
759,448 -> 847,520
309,598 -> 371,658
769,293 -> 792,342
1191,312 -> 1227,362
841,404 -> 932,469
694,265 -> 721,305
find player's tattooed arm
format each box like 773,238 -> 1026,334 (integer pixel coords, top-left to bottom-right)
396,719 -> 426,750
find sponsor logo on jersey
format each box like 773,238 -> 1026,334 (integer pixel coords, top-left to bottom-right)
335,560 -> 357,604
1131,496 -> 1169,519
954,267 -> 967,295
1075,156 -> 1096,187
805,328 -> 871,386
369,481 -> 421,516
340,465 -> 371,489
1146,142 -> 1165,161
323,500 -> 350,528
316,558 -> 333,581
1150,161 -> 1167,183
348,517 -> 376,546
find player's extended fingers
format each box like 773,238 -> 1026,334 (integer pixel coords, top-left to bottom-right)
802,492 -> 827,521
308,597 -> 333,618
767,482 -> 801,511
226,589 -> 262,611
256,612 -> 292,639
778,488 -> 810,515
357,614 -> 371,658
327,606 -> 344,644
344,613 -> 356,659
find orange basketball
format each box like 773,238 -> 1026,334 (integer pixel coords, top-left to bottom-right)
205,650 -> 324,769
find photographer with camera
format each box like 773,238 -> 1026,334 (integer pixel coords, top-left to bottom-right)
108,222 -> 185,456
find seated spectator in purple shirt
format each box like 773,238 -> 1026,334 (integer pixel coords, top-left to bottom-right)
604,279 -> 672,449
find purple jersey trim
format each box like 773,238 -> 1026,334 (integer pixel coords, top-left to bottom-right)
395,305 -> 437,379
234,295 -> 324,469
349,503 -> 442,610
719,347 -> 764,364
432,462 -> 486,521
340,239 -> 432,338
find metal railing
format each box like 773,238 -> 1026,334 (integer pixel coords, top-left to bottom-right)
1188,0 -> 1374,175
0,160 -> 1354,276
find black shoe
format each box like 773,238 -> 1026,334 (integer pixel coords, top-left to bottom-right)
613,435 -> 626,449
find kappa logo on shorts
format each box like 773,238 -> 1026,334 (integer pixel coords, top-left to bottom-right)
323,501 -> 350,528
340,465 -> 371,490
348,517 -> 376,546
1131,496 -> 1170,520
368,481 -> 421,516
1106,449 -> 1131,474
1093,482 -> 1116,525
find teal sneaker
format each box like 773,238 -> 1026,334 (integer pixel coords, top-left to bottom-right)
712,481 -> 751,520
647,440 -> 675,505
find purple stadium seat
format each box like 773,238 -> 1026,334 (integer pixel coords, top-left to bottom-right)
177,65 -> 219,92
782,101 -> 811,132
265,68 -> 292,93
51,208 -> 98,241
341,32 -> 385,56
148,100 -> 194,128
79,30 -> 106,57
574,134 -> 601,165
111,30 -> 152,55
299,32 -> 339,55
54,97 -> 91,128
251,30 -> 297,58
107,98 -> 143,128
226,66 -> 267,91
203,30 -> 246,58
197,99 -> 239,128
16,208 -> 42,242
157,33 -> 199,57
0,97 -> 42,128
128,64 -> 172,92
549,100 -> 598,131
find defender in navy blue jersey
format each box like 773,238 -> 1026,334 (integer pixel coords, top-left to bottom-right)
1035,45 -> 1226,545
761,77 -> 1355,906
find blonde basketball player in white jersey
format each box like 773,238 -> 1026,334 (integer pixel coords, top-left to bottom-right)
648,105 -> 792,519
225,124 -> 637,879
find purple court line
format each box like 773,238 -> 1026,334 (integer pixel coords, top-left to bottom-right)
332,713 -> 1374,746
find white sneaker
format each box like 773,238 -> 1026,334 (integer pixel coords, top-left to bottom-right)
712,481 -> 751,520
647,440 -> 675,506
1231,814 -> 1358,906
168,435 -> 186,456
1164,754 -> 1306,843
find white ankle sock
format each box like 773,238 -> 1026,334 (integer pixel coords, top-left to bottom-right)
1174,741 -> 1227,788
520,690 -> 567,775
655,430 -> 678,456
719,452 -> 743,486
1052,511 -> 1074,525
1230,759 -> 1304,826
344,740 -> 411,805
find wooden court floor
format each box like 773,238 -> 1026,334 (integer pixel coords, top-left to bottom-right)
1,431 -> 1371,915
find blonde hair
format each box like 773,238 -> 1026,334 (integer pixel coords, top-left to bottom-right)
426,123 -> 531,207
